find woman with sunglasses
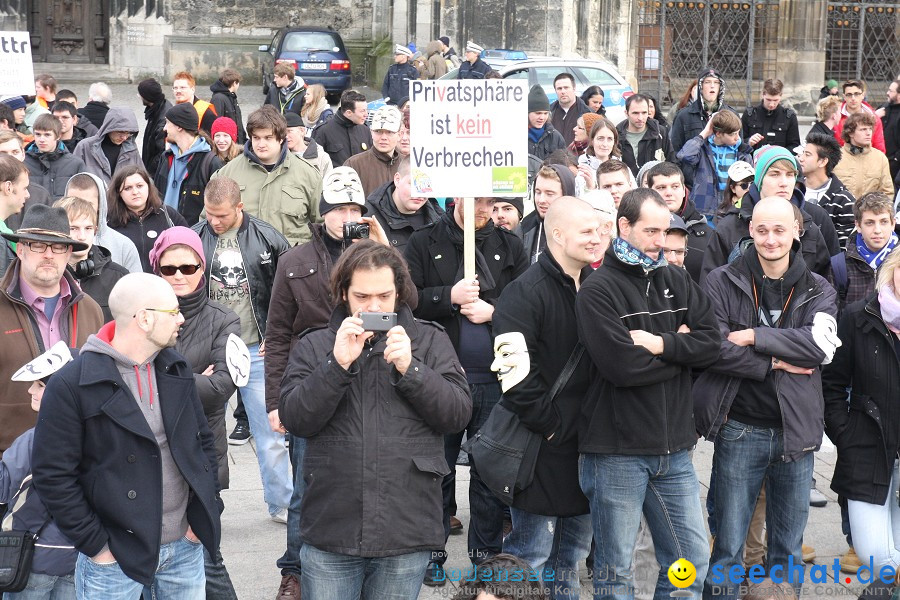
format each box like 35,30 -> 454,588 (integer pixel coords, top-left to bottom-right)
106,165 -> 187,273
148,226 -> 241,600
715,161 -> 754,223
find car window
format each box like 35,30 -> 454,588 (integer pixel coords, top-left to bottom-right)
574,67 -> 620,87
533,67 -> 574,89
269,31 -> 282,56
283,32 -> 342,52
504,69 -> 529,80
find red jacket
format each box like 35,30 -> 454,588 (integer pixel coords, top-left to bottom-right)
833,102 -> 886,153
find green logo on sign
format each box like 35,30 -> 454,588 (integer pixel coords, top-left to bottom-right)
492,167 -> 528,194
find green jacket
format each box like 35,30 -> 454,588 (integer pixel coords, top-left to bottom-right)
211,144 -> 322,246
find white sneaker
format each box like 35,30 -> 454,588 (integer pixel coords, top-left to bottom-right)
271,508 -> 288,524
810,487 -> 828,507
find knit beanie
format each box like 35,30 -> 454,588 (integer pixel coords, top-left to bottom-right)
753,145 -> 798,189
496,197 -> 524,217
0,95 -> 26,110
138,79 -> 165,104
211,117 -> 238,142
165,102 -> 199,132
149,226 -> 207,274
528,85 -> 551,113
582,113 -> 602,137
636,160 -> 663,188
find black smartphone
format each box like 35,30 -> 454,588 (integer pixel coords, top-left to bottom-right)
360,312 -> 397,332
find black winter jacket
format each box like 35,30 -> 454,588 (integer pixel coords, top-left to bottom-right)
404,213 -> 528,350
175,285 -> 240,489
23,142 -> 85,200
575,246 -> 721,454
32,342 -> 221,586
695,252 -> 837,461
210,80 -> 246,145
365,181 -> 444,250
492,252 -> 591,516
528,125 -> 566,161
72,245 -> 129,322
280,304 -> 471,556
142,99 -> 171,175
153,146 -> 223,225
313,111 -> 373,168
615,118 -> 675,177
824,295 -> 900,504
882,102 -> 900,183
109,206 -> 188,273
60,126 -> 88,155
382,62 -> 420,104
676,199 -> 712,283
741,103 -> 801,151
77,101 -> 109,131
193,214 -> 289,340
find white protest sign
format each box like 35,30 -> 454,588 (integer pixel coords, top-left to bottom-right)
0,32 -> 34,96
409,79 -> 528,198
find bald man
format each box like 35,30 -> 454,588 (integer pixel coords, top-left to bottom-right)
694,197 -> 839,599
491,196 -> 600,592
32,273 -> 224,598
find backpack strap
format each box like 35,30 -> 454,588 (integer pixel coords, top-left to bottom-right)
831,252 -> 848,302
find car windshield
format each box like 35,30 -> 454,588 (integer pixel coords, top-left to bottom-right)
283,32 -> 341,52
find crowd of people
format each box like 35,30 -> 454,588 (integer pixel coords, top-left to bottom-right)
0,51 -> 896,600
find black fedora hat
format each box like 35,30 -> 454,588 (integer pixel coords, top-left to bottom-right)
1,204 -> 88,251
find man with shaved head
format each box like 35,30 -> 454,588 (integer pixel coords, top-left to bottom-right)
693,197 -> 839,599
33,272 -> 223,598
492,196 -> 600,594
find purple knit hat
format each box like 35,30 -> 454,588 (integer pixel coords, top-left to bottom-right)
148,226 -> 206,274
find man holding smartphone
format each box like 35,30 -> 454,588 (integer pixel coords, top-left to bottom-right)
279,241 -> 471,599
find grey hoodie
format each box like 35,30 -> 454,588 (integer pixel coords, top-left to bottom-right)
72,108 -> 142,185
65,172 -> 142,274
81,334 -> 190,545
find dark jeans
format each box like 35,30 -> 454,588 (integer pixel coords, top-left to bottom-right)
203,546 -> 238,600
278,433 -> 307,577
434,381 -> 505,567
233,393 -> 247,424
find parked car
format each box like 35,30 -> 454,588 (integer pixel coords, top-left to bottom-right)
259,26 -> 351,101
439,58 -> 634,123
481,48 -> 528,69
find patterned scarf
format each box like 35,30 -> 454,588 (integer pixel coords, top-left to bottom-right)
856,232 -> 899,270
708,138 -> 740,192
612,237 -> 667,272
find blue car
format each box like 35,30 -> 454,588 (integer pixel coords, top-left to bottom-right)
259,27 -> 351,100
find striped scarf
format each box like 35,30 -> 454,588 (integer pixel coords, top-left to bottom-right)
708,138 -> 740,192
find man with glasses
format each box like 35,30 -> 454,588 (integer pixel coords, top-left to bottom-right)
663,214 -> 690,269
833,80 -> 886,153
32,272 -> 222,599
0,203 -> 103,455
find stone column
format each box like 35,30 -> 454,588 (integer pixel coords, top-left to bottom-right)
775,0 -> 828,107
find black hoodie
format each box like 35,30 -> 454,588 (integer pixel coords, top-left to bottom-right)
209,79 -> 246,144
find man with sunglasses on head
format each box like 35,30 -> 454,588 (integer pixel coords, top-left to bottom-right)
0,203 -> 103,456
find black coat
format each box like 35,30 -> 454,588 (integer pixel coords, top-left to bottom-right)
279,304 -> 471,556
382,62 -> 420,104
193,213 -> 290,340
142,99 -> 171,175
824,295 -> 900,505
23,142 -> 85,200
313,111 -> 374,168
210,80 -> 246,145
677,199 -> 712,283
741,103 -> 801,151
109,205 -> 188,273
404,213 -> 528,350
365,181 -> 444,250
492,252 -> 591,517
31,345 -> 221,586
882,102 -> 900,183
72,245 -> 129,322
575,246 -> 721,454
528,125 -> 566,161
60,126 -> 88,154
175,286 -> 240,489
458,58 -> 492,80
153,146 -> 223,225
78,101 -> 109,131
615,118 -> 675,176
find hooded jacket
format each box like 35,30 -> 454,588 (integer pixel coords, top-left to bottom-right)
65,172 -> 142,274
616,118 -> 675,177
423,41 -> 448,79
313,110 -> 374,168
153,137 -> 223,225
522,164 -> 577,263
670,77 -> 737,186
71,244 -> 130,322
174,285 -> 240,489
141,98 -> 172,176
296,138 -> 333,178
108,205 -> 188,273
279,303 -> 471,557
210,142 -> 322,247
675,134 -> 752,216
0,260 -> 103,452
694,249 -> 836,462
575,244 -> 721,454
72,108 -> 142,185
209,80 -> 246,145
265,80 -> 306,117
365,180 -> 444,250
23,141 -> 86,200
31,323 -> 221,586
492,251 -> 591,516
343,147 -> 402,198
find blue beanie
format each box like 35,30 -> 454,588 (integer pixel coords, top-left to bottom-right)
753,145 -> 798,189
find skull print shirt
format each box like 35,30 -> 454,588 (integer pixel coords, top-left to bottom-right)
210,228 -> 259,345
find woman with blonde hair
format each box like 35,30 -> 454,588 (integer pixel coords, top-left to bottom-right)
300,84 -> 334,130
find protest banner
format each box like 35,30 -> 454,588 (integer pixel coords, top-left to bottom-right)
408,79 -> 528,198
0,32 -> 34,96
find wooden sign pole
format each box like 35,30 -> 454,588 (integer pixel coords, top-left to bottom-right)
463,197 -> 476,281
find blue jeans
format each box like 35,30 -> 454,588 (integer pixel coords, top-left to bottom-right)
503,509 -> 593,600
203,546 -> 237,599
5,572 -> 75,600
278,433 -> 307,576
240,342 -> 292,515
74,536 -> 205,599
579,450 -> 709,600
437,381 -> 505,566
300,544 -> 429,600
703,419 -> 814,600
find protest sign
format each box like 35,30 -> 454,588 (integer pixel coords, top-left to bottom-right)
0,32 -> 34,96
409,79 -> 528,198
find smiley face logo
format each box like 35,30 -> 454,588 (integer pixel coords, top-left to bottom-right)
667,558 -> 696,589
